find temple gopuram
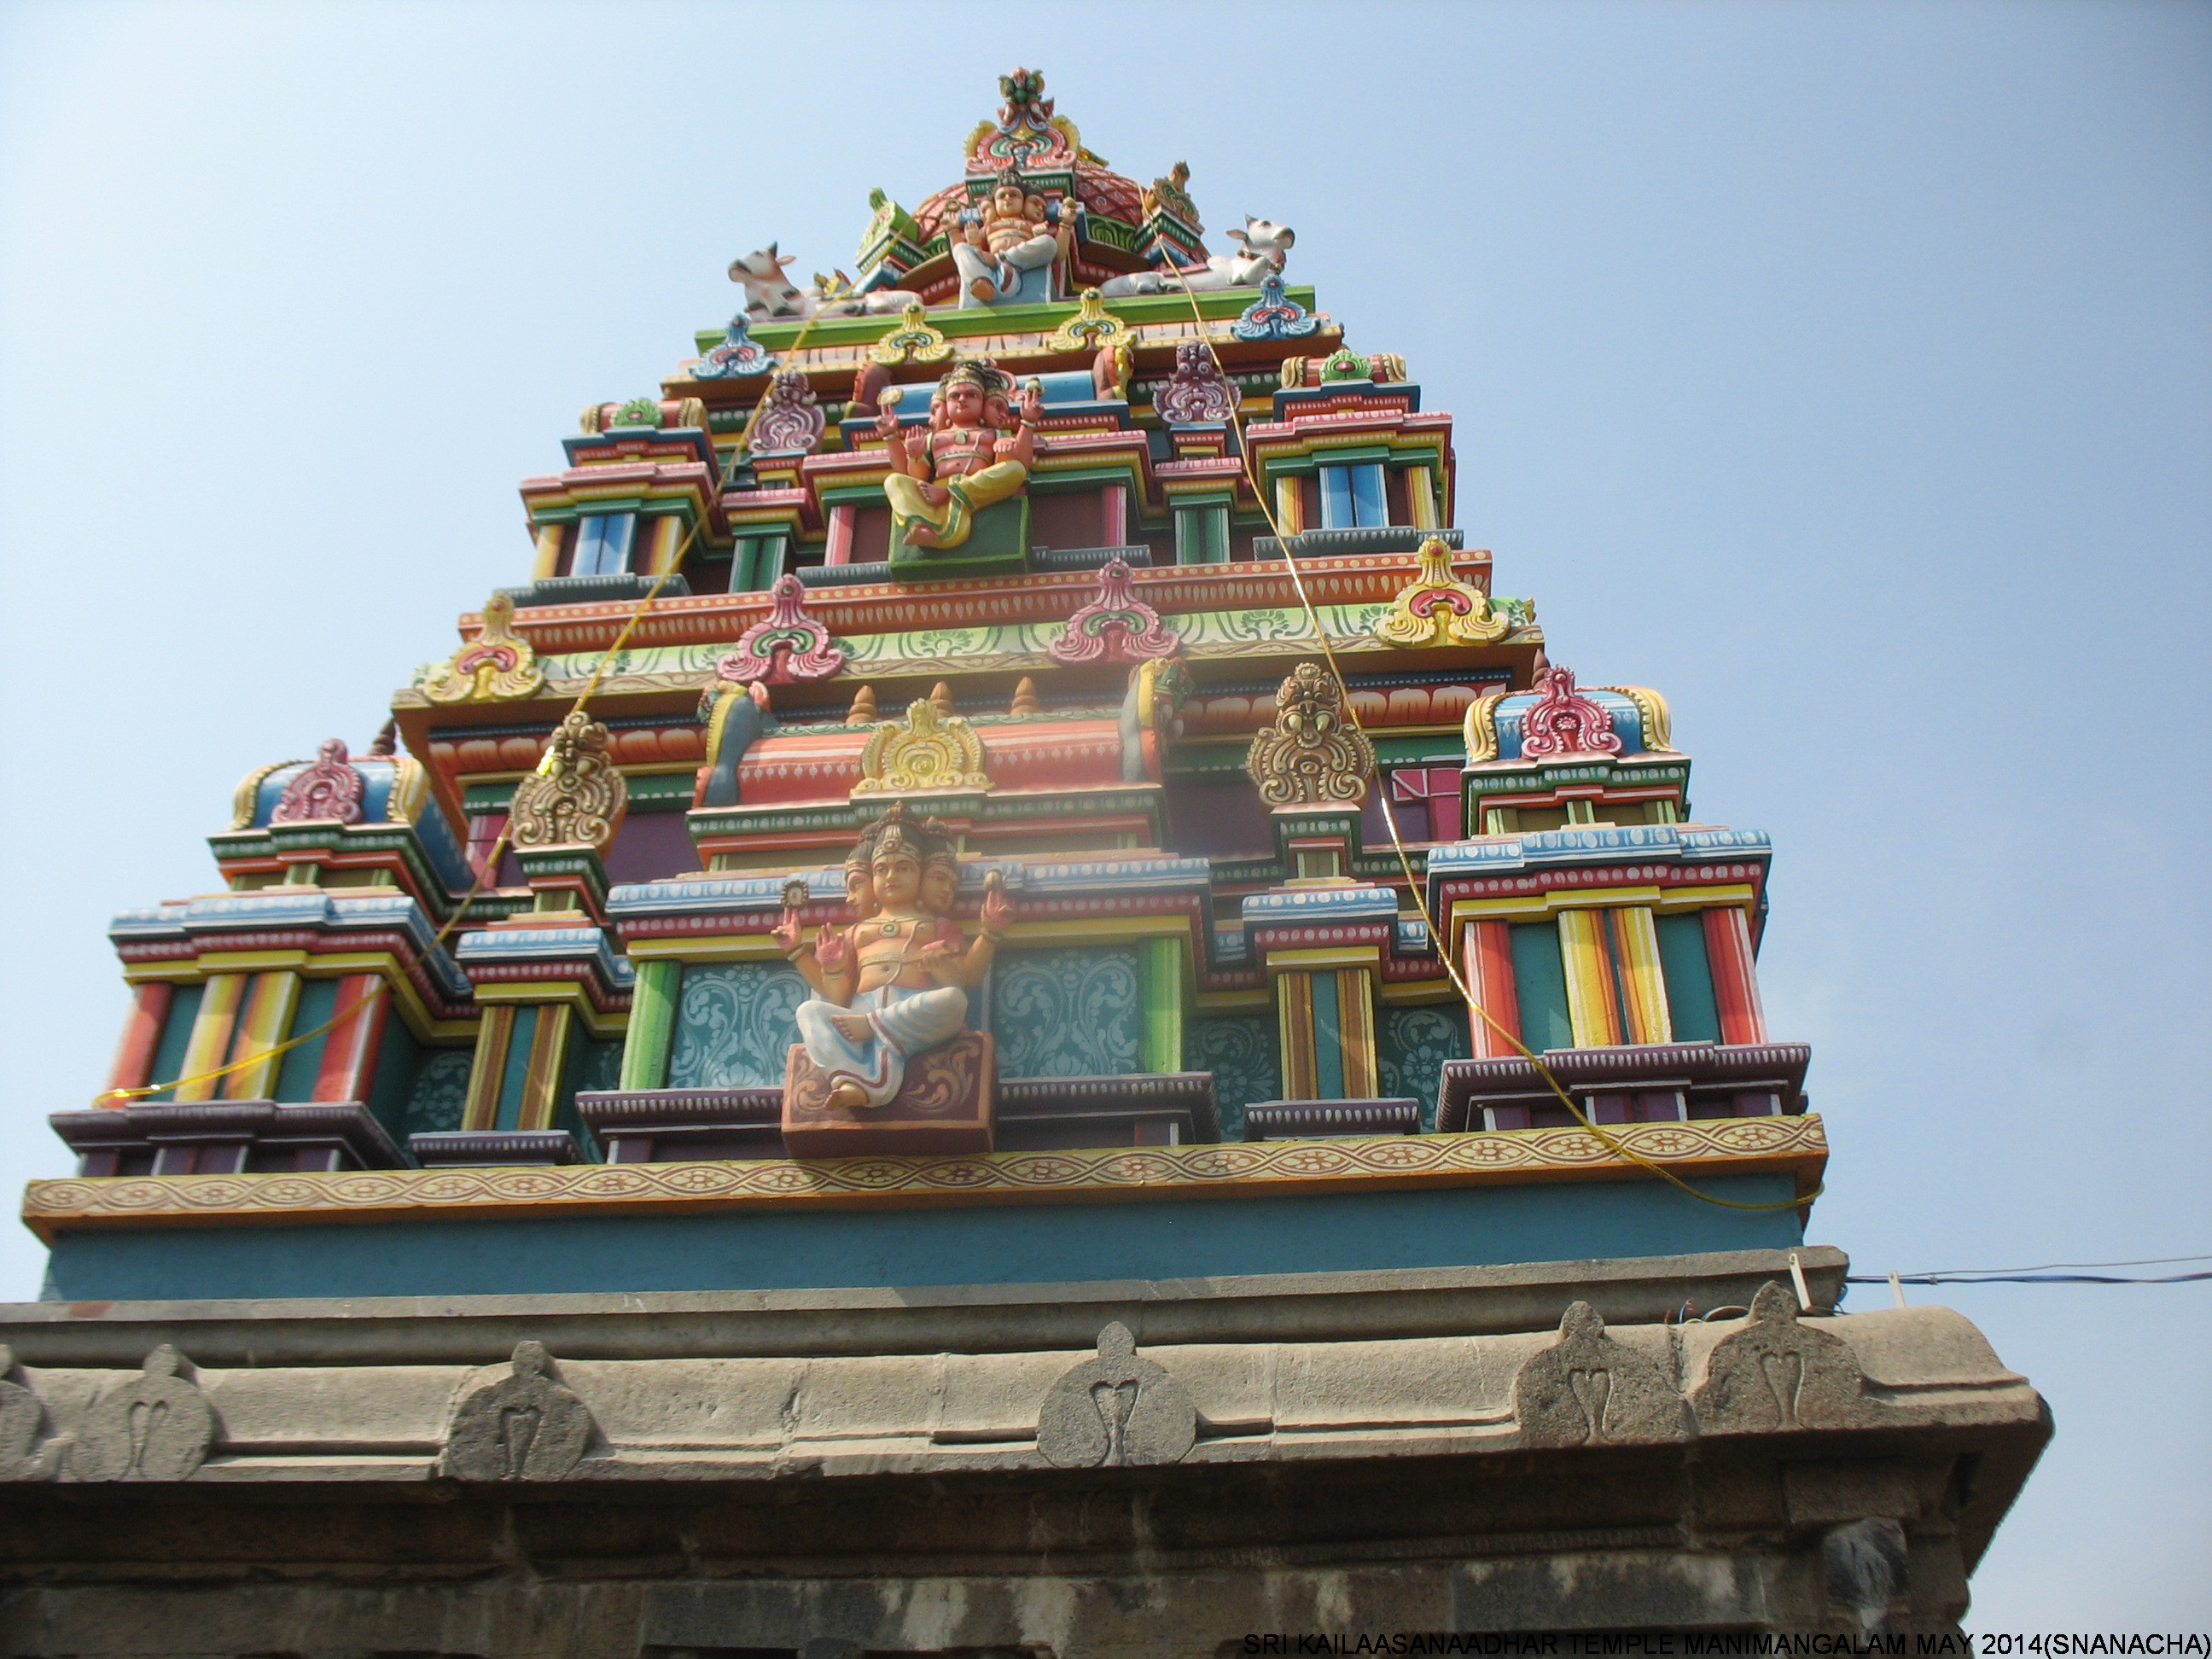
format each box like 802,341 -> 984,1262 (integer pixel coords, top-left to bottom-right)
1,73 -> 2046,1655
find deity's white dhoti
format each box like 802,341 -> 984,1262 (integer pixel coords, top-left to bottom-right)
794,981 -> 969,1109
952,232 -> 1061,299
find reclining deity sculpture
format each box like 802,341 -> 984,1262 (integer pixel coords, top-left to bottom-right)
876,358 -> 1042,551
771,806 -> 1012,1113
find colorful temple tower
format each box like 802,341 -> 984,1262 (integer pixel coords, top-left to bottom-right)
2,74 -> 2046,1651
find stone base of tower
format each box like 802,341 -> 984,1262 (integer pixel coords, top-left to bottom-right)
0,1248 -> 2047,1656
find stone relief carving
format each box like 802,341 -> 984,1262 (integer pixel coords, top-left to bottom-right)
1037,1323 -> 1196,1469
69,1345 -> 217,1481
439,1342 -> 596,1481
0,1344 -> 60,1481
1691,1281 -> 1885,1434
1511,1302 -> 1691,1448
1823,1516 -> 1911,1634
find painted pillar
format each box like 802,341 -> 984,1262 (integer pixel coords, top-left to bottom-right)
224,970 -> 303,1100
172,974 -> 248,1103
1100,482 -> 1129,547
645,514 -> 685,576
105,982 -> 173,1098
1273,476 -> 1304,538
1406,464 -> 1440,532
530,521 -> 566,580
462,1006 -> 515,1132
1556,910 -> 1623,1048
620,960 -> 681,1090
1462,921 -> 1522,1058
1138,937 -> 1185,1074
517,1004 -> 574,1130
1610,907 -> 1674,1045
824,504 -> 858,566
311,974 -> 390,1103
1336,967 -> 1379,1097
1703,905 -> 1768,1044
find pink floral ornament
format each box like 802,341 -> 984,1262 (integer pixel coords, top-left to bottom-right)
1516,666 -> 1621,760
272,739 -> 366,824
1047,558 -> 1180,665
716,574 -> 846,684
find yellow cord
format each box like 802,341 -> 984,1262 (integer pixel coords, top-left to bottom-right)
95,313 -> 835,1111
1150,259 -> 1814,1214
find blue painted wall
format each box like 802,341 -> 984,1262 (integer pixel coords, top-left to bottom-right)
40,1174 -> 1803,1301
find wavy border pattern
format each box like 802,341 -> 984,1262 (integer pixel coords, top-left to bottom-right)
21,1118 -> 1825,1236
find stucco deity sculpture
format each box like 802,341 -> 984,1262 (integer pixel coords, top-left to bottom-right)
771,806 -> 1011,1112
951,168 -> 1074,305
876,359 -> 1042,551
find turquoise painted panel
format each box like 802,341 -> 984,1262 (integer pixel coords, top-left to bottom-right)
990,946 -> 1140,1079
493,1007 -> 538,1132
402,1048 -> 470,1139
141,984 -> 204,1103
1656,913 -> 1723,1045
559,1036 -> 624,1158
272,978 -> 338,1103
1509,923 -> 1575,1052
1310,973 -> 1347,1100
42,1173 -> 1805,1301
1185,1014 -> 1278,1141
669,963 -> 809,1089
1377,1004 -> 1472,1132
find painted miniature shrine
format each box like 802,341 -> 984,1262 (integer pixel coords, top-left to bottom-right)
3,73 -> 2044,1651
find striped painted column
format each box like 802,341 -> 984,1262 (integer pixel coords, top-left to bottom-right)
1703,906 -> 1768,1044
1556,910 -> 1623,1048
1335,968 -> 1379,1097
1462,922 -> 1522,1057
1405,464 -> 1439,532
515,1004 -> 574,1130
1100,482 -> 1129,547
1273,477 -> 1305,537
462,1006 -> 516,1132
644,515 -> 685,576
222,971 -> 303,1100
620,960 -> 683,1091
1138,937 -> 1185,1074
824,504 -> 858,566
530,521 -> 565,580
310,975 -> 390,1103
105,983 -> 173,1098
1609,907 -> 1674,1045
172,975 -> 249,1103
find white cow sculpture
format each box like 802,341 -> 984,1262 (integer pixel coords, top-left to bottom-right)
727,245 -> 922,319
1096,217 -> 1295,299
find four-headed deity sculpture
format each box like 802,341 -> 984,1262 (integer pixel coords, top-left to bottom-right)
876,359 -> 1043,551
771,805 -> 1012,1113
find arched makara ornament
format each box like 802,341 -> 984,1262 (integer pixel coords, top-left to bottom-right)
1152,338 -> 1237,424
692,311 -> 777,381
716,574 -> 845,685
856,699 -> 992,795
422,592 -> 544,704
439,1341 -> 596,1481
509,711 -> 629,851
748,370 -> 825,455
1036,1323 -> 1197,1469
1516,665 -> 1621,760
1375,537 -> 1509,648
867,301 -> 955,367
68,1345 -> 217,1482
271,738 -> 367,824
1047,558 -> 1180,666
1231,271 -> 1321,341
1246,662 -> 1376,807
1045,288 -> 1130,354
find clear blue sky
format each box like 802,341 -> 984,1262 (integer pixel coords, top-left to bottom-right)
2,0 -> 2205,1628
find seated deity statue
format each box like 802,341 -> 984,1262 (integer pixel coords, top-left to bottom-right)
950,169 -> 1074,304
772,806 -> 1011,1113
876,359 -> 1042,551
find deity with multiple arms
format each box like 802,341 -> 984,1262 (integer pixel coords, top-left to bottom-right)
876,359 -> 1043,551
771,805 -> 1012,1112
950,167 -> 1074,304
